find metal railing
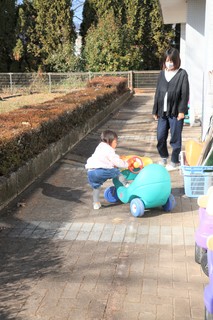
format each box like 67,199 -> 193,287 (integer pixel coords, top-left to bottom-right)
132,71 -> 159,88
0,71 -> 159,95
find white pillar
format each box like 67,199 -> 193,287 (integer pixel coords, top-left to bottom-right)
184,0 -> 206,126
179,24 -> 186,69
202,0 -> 213,139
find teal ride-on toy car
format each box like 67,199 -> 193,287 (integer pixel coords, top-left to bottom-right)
104,156 -> 176,217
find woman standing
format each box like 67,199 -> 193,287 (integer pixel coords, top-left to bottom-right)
152,47 -> 189,171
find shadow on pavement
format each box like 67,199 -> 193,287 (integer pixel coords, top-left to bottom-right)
41,182 -> 86,203
0,219 -> 63,320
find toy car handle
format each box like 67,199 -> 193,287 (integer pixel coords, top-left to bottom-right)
127,156 -> 143,173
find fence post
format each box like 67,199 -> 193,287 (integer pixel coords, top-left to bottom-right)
9,73 -> 13,94
128,71 -> 133,91
48,73 -> 52,93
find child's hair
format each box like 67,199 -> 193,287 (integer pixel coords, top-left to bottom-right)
101,130 -> 118,146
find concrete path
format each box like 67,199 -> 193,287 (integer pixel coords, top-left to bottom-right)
0,92 -> 207,320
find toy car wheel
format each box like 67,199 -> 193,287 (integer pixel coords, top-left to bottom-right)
130,198 -> 145,217
162,194 -> 176,212
205,307 -> 213,320
195,242 -> 207,264
104,186 -> 119,203
201,252 -> 209,277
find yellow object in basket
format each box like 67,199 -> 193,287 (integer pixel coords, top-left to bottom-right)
185,140 -> 204,166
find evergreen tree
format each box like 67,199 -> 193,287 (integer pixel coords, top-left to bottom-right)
80,0 -> 124,41
0,0 -> 17,71
81,0 -> 176,71
123,0 -> 146,69
82,0 -> 145,71
149,0 -> 175,69
80,0 -> 97,43
14,0 -> 77,72
13,0 -> 37,71
83,12 -> 122,71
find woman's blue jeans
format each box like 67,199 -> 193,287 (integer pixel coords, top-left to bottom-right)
157,115 -> 184,163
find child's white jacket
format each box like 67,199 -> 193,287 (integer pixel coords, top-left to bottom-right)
85,142 -> 128,169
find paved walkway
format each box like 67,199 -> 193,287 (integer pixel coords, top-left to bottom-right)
0,93 -> 207,320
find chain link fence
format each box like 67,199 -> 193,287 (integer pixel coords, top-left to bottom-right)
0,71 -> 159,96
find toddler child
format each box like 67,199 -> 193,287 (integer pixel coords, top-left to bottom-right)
85,130 -> 129,209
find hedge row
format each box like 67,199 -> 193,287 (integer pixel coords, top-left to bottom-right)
0,77 -> 128,176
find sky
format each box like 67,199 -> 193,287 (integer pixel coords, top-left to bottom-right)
72,0 -> 84,29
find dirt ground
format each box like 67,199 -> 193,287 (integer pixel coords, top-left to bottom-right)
0,92 -> 67,114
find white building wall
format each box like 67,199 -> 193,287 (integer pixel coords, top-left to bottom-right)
203,0 -> 213,138
159,0 -> 213,137
184,0 -> 206,125
180,24 -> 186,68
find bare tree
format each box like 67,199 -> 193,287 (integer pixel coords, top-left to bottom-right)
72,0 -> 84,22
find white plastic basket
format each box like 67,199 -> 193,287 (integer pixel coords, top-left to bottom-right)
180,151 -> 213,198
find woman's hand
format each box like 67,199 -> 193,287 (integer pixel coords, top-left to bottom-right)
177,113 -> 185,121
153,114 -> 159,121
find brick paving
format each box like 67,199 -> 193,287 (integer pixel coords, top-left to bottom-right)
0,92 -> 207,320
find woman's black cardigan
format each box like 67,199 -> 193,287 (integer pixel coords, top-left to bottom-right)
152,68 -> 190,117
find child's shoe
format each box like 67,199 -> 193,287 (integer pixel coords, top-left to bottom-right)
93,202 -> 101,210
